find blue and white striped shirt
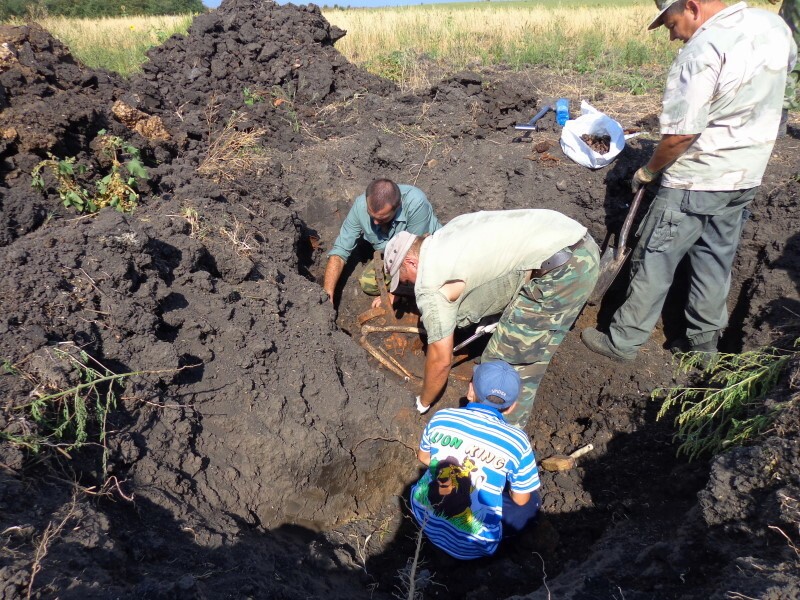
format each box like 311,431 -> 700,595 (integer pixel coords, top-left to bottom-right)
410,404 -> 540,559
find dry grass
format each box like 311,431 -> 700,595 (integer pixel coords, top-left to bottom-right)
219,215 -> 261,257
11,2 -> 781,86
197,111 -> 270,183
326,4 -> 675,68
26,492 -> 78,599
22,14 -> 194,76
171,206 -> 210,239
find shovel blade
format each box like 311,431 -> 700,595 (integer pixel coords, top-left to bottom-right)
587,246 -> 631,305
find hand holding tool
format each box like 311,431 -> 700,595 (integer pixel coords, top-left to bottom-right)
453,320 -> 499,352
631,165 -> 657,193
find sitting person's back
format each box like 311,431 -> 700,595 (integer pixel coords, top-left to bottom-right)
410,361 -> 541,559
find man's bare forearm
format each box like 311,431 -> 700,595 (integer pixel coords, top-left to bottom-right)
419,337 -> 453,407
323,255 -> 345,301
647,133 -> 698,173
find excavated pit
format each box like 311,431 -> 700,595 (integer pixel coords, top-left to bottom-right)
1,1 -> 799,599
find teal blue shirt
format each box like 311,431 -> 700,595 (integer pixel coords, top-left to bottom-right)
328,184 -> 441,261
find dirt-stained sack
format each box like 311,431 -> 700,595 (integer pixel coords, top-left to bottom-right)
560,101 -> 625,169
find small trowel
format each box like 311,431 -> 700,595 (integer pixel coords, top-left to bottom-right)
512,104 -> 553,142
540,444 -> 594,472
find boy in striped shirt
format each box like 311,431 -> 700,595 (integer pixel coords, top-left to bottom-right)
410,361 -> 541,559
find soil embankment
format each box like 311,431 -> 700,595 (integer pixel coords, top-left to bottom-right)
1,1 -> 798,598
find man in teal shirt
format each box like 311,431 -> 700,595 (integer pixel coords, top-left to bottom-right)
323,179 -> 441,304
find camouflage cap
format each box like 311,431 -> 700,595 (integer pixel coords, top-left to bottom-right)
648,0 -> 683,30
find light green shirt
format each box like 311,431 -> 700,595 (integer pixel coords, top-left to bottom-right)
660,3 -> 797,191
328,185 -> 441,261
415,210 -> 586,343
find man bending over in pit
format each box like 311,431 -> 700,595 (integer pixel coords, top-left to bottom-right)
322,179 -> 441,305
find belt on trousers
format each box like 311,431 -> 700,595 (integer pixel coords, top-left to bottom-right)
526,234 -> 587,281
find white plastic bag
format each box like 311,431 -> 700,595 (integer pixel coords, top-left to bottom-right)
559,101 -> 625,169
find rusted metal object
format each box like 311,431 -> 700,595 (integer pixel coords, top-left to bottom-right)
360,323 -> 425,381
357,306 -> 386,325
373,250 -> 398,325
362,324 -> 424,336
359,332 -> 419,381
355,258 -> 474,383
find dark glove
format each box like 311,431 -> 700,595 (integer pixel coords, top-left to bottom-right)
631,166 -> 657,193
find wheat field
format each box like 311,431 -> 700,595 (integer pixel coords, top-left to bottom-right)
7,0 -> 778,88
18,14 -> 194,75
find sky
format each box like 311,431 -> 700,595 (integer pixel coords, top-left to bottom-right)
202,0 -> 469,8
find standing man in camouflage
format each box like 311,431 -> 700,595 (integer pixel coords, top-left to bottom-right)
381,210 -> 599,428
582,0 -> 797,362
771,0 -> 800,135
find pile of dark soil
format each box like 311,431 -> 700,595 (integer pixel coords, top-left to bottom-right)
1,1 -> 798,598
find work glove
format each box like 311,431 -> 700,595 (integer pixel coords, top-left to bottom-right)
415,395 -> 430,415
631,166 -> 657,193
475,320 -> 499,336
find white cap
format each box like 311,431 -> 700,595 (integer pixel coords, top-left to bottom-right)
383,231 -> 418,292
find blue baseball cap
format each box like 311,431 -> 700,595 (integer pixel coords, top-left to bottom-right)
473,361 -> 521,410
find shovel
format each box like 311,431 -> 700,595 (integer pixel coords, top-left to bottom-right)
539,444 -> 594,472
587,187 -> 646,305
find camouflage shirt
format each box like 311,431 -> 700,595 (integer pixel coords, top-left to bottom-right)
779,0 -> 799,41
414,210 -> 586,343
660,2 -> 797,191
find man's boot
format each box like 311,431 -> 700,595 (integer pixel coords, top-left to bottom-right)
581,328 -> 636,362
777,109 -> 789,139
668,332 -> 720,368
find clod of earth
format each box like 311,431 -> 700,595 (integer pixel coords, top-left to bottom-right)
534,140 -> 551,153
580,133 -> 612,154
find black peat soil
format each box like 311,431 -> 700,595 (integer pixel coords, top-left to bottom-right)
1,1 -> 799,599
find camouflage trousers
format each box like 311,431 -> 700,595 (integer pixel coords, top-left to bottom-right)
481,236 -> 600,429
358,264 -> 387,296
785,48 -> 800,111
780,0 -> 800,110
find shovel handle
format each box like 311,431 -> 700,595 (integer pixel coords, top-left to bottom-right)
526,104 -> 552,126
617,188 -> 646,253
568,444 -> 594,459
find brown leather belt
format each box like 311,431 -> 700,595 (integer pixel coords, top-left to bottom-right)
527,234 -> 587,281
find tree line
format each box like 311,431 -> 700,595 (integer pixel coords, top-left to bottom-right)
1,0 -> 206,19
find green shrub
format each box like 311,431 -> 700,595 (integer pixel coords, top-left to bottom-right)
31,131 -> 147,213
654,341 -> 798,460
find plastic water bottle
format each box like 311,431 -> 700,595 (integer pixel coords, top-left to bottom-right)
555,98 -> 570,126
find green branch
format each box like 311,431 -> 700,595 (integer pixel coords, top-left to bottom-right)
653,341 -> 798,460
